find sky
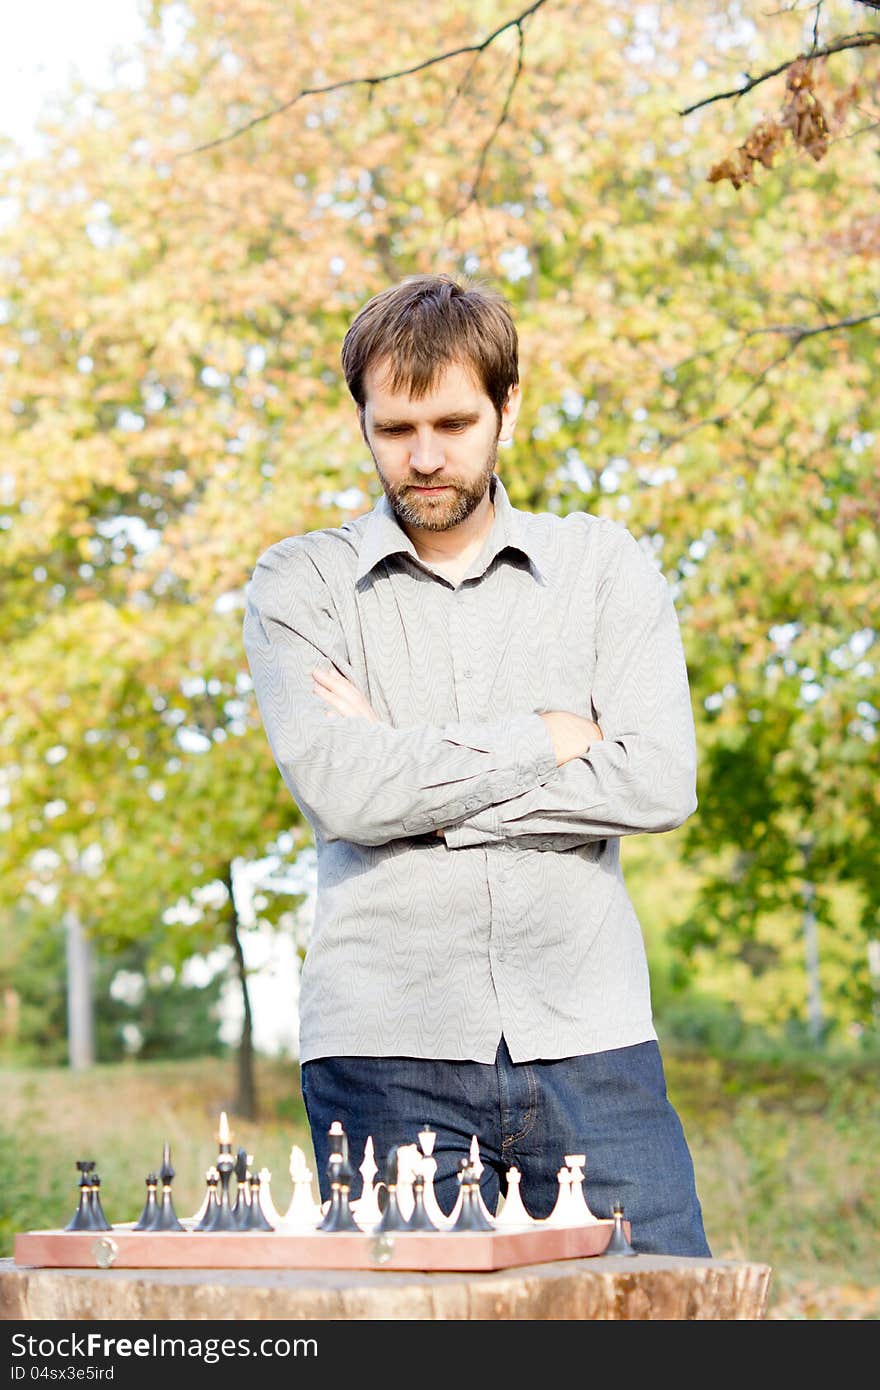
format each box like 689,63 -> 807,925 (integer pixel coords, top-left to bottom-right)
1,0 -> 148,153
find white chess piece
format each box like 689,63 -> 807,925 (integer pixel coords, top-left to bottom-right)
469,1136 -> 497,1222
564,1153 -> 600,1225
417,1126 -> 448,1229
282,1144 -> 323,1230
494,1166 -> 534,1228
546,1166 -> 576,1226
257,1166 -> 284,1227
186,1168 -> 216,1225
351,1136 -> 384,1231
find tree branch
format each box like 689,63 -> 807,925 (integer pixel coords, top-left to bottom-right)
180,0 -> 551,157
658,311 -> 880,451
679,32 -> 880,117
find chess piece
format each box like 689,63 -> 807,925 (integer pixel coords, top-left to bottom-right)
376,1145 -> 412,1232
65,1161 -> 98,1232
194,1169 -> 220,1232
256,1166 -> 284,1228
133,1173 -> 160,1231
233,1148 -> 251,1227
155,1143 -> 184,1231
450,1159 -> 495,1232
494,1166 -> 534,1228
546,1166 -> 576,1226
87,1173 -> 111,1231
210,1149 -> 239,1231
395,1143 -> 420,1221
318,1151 -> 360,1233
283,1146 -> 323,1230
416,1125 -> 447,1229
351,1137 -> 384,1232
605,1201 -> 637,1256
565,1154 -> 600,1225
245,1173 -> 275,1231
327,1120 -> 349,1164
407,1171 -> 439,1232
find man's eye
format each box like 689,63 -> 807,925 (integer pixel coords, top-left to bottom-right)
442,421 -> 471,432
378,426 -> 409,436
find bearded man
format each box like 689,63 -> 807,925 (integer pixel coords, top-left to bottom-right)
243,274 -> 710,1254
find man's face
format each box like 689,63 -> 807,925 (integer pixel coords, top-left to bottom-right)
359,358 -> 520,533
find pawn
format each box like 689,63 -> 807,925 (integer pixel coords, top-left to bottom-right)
155,1143 -> 184,1232
494,1167 -> 534,1229
88,1173 -> 112,1231
133,1173 -> 160,1231
450,1160 -> 495,1233
233,1148 -> 251,1227
210,1152 -> 239,1231
546,1167 -> 576,1227
245,1173 -> 274,1231
194,1169 -> 220,1232
565,1154 -> 600,1225
376,1146 -> 412,1233
318,1152 -> 360,1233
65,1162 -> 97,1232
406,1172 -> 439,1232
605,1201 -> 637,1256
256,1167 -> 284,1228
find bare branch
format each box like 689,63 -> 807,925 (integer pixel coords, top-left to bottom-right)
457,20 -> 527,211
658,312 -> 880,452
180,0 -> 551,158
679,32 -> 880,117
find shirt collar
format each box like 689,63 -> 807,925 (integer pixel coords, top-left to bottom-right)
355,473 -> 548,584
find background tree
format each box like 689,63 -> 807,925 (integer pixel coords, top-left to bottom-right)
1,0 -> 877,1080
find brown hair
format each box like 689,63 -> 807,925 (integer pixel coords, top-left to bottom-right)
341,274 -> 518,421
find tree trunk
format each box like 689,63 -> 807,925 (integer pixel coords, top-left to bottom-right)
224,867 -> 258,1120
64,910 -> 95,1070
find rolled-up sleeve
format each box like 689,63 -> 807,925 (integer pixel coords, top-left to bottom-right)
243,544 -> 558,846
443,523 -> 697,849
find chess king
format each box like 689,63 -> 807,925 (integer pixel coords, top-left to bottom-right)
243,275 -> 711,1255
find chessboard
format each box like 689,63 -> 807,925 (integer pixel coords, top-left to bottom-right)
14,1113 -> 634,1274
13,1222 -> 621,1272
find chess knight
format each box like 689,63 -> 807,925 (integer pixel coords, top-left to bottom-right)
243,274 -> 711,1256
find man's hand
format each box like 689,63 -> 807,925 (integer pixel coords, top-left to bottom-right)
539,711 -> 603,767
311,665 -> 381,722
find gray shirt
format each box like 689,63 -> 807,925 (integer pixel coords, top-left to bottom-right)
243,473 -> 697,1064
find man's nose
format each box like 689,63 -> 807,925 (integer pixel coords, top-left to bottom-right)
409,430 -> 445,473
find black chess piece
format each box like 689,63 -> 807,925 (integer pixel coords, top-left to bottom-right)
65,1161 -> 97,1231
88,1172 -> 112,1231
327,1121 -> 349,1164
154,1143 -> 184,1232
133,1173 -> 160,1231
450,1159 -> 494,1232
233,1148 -> 251,1227
375,1145 -> 411,1233
195,1169 -> 220,1232
318,1152 -> 360,1233
245,1173 -> 275,1232
209,1151 -> 240,1231
605,1201 -> 637,1256
407,1171 -> 439,1232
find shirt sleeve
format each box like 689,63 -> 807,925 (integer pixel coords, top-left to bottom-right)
443,522 -> 698,850
243,541 -> 558,847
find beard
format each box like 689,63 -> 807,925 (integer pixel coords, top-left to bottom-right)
373,439 -> 498,533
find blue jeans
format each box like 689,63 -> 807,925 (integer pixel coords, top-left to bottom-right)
301,1036 -> 711,1256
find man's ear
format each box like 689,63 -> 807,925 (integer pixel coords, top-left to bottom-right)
498,383 -> 522,445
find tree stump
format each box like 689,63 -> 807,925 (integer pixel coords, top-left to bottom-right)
0,1255 -> 771,1320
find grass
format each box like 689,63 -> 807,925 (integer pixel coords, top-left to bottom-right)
1,1051 -> 877,1320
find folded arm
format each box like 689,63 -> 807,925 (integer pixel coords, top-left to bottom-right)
443,523 -> 698,850
243,543 -> 558,847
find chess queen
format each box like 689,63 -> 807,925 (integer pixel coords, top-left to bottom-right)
244,275 -> 710,1256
